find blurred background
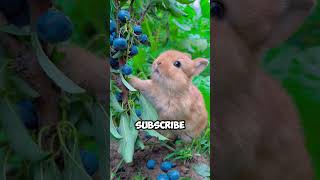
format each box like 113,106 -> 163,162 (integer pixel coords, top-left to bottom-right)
262,0 -> 320,179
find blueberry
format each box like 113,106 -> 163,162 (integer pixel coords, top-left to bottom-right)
118,9 -> 130,23
115,92 -> 122,102
16,100 -> 38,130
109,58 -> 119,69
135,109 -> 142,117
0,0 -> 24,17
110,19 -> 116,33
146,159 -> 156,169
133,25 -> 142,35
139,34 -> 148,44
167,170 -> 180,180
113,38 -> 127,50
157,174 -> 169,180
160,161 -> 173,172
36,10 -> 73,43
121,64 -> 132,75
110,35 -> 114,45
80,150 -> 99,176
129,45 -> 138,56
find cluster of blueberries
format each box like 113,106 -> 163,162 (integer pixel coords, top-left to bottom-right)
110,9 -> 148,75
0,0 -> 73,43
146,160 -> 181,180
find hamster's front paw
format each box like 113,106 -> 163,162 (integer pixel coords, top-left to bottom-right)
178,133 -> 193,143
128,76 -> 140,89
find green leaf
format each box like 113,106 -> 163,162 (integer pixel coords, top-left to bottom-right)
110,92 -> 124,112
176,0 -> 195,4
91,103 -> 108,180
135,137 -> 145,150
0,98 -> 47,162
120,74 -> 137,92
193,163 -> 210,177
164,0 -> 188,17
118,114 -> 138,163
139,94 -> 158,121
0,25 -> 30,36
59,129 -> 91,180
62,146 -> 91,180
112,51 -> 124,59
34,161 -> 62,180
0,148 -> 8,180
10,76 -> 40,98
110,111 -> 122,139
31,32 -> 85,94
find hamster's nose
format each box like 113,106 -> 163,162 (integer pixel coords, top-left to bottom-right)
157,62 -> 162,65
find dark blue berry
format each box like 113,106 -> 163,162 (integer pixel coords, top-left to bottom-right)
110,19 -> 116,33
133,25 -> 142,35
160,161 -> 173,172
135,109 -> 142,117
118,10 -> 130,23
109,58 -> 119,69
16,100 -> 38,130
36,10 -> 73,43
80,150 -> 99,176
121,64 -> 132,75
110,34 -> 114,45
139,34 -> 148,44
115,92 -> 122,102
113,38 -> 127,50
146,159 -> 156,169
129,45 -> 138,56
157,174 -> 169,180
167,170 -> 180,180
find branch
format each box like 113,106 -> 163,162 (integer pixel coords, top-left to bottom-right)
138,1 -> 153,24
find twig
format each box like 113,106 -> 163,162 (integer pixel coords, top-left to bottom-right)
138,1 -> 153,24
114,0 -> 120,35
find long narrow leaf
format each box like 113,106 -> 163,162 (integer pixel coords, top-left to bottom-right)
31,32 -> 85,94
91,103 -> 108,180
0,98 -> 46,162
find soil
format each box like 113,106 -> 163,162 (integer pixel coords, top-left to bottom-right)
110,133 -> 210,180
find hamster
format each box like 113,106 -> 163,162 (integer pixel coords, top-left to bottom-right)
212,0 -> 315,179
129,50 -> 209,142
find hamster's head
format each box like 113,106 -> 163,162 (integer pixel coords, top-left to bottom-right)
151,50 -> 208,90
211,0 -> 315,95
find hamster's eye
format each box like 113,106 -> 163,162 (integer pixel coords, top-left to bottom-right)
211,1 -> 225,19
173,61 -> 181,68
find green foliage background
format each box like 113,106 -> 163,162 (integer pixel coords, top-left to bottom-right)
130,0 -> 211,119
262,1 -> 320,178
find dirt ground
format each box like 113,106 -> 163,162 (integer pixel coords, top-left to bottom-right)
110,134 -> 210,180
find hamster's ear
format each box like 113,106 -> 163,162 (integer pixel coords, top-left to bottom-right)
264,0 -> 315,48
193,58 -> 209,76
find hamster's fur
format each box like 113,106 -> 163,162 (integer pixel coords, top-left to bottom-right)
130,50 -> 209,142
